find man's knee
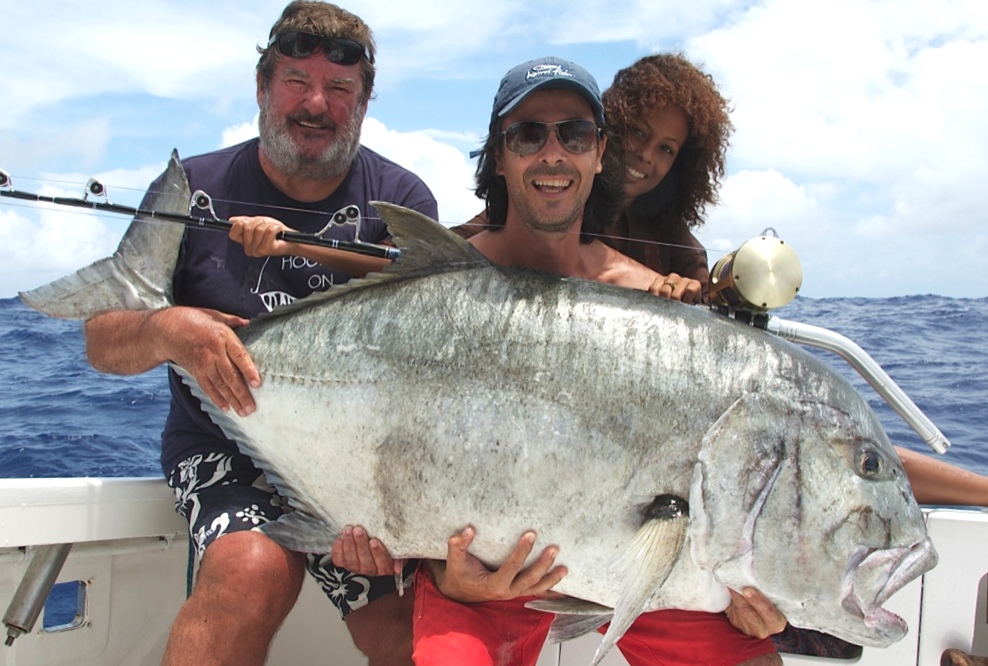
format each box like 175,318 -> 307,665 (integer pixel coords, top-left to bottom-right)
195,531 -> 305,616
345,591 -> 414,665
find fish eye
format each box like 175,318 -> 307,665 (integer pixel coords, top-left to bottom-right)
855,445 -> 886,479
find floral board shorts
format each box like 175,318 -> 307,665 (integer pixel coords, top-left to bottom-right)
167,451 -> 416,618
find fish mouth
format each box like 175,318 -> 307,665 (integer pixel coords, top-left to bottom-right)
841,537 -> 938,646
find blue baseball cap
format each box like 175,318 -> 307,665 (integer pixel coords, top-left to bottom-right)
491,56 -> 605,124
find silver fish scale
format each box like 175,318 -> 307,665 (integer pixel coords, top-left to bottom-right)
20,178 -> 933,651
218,232 -> 930,649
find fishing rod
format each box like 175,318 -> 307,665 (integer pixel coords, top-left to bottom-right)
0,169 -> 402,261
0,169 -> 721,261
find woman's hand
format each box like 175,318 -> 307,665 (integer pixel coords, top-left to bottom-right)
647,272 -> 703,304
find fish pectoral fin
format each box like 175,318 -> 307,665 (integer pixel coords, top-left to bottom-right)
259,510 -> 341,553
592,495 -> 690,666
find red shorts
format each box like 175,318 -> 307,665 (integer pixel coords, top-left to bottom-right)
412,565 -> 777,666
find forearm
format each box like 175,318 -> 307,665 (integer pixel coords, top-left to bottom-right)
84,309 -> 171,375
291,244 -> 390,277
897,446 -> 988,507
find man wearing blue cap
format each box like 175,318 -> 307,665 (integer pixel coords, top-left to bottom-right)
457,55 -> 653,285
336,55 -> 784,666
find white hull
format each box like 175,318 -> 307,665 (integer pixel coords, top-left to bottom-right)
1,477 -> 985,665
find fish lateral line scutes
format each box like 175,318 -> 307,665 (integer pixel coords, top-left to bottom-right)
0,167 -> 401,262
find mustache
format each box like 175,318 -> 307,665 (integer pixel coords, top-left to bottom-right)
525,165 -> 579,180
286,111 -> 338,130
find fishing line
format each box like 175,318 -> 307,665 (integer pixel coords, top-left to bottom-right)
0,171 -> 727,258
0,170 -> 400,261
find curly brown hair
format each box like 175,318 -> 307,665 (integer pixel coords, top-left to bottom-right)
603,54 -> 732,229
256,1 -> 376,104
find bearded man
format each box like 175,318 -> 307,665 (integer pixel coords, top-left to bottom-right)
82,2 -> 436,664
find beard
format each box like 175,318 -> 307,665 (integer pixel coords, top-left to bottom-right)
258,97 -> 363,182
506,165 -> 588,233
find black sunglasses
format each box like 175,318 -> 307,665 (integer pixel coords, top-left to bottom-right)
501,120 -> 602,156
268,30 -> 373,65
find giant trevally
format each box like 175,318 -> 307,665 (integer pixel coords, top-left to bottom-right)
20,154 -> 937,664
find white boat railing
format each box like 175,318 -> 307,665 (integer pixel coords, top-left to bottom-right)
1,478 -> 986,665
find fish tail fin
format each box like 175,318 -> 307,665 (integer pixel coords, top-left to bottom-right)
18,150 -> 189,319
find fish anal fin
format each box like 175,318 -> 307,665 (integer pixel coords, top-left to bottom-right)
524,597 -> 613,644
525,597 -> 612,615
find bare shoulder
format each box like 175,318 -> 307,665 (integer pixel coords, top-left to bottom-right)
593,241 -> 659,290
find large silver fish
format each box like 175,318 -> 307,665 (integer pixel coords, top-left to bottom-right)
20,155 -> 937,663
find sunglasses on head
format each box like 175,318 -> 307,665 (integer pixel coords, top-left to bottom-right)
268,30 -> 373,65
501,120 -> 602,156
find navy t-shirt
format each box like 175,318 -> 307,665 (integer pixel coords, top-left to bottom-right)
157,138 -> 438,474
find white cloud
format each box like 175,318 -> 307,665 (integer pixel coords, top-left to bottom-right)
2,163 -> 175,296
699,169 -> 825,253
0,203 -> 116,297
684,0 -> 988,296
361,118 -> 480,225
221,115 -> 260,149
2,0 -> 987,298
3,2 -> 263,126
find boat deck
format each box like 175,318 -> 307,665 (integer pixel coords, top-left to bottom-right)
1,478 -> 986,665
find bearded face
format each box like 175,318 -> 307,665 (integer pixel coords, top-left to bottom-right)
258,92 -> 363,181
256,54 -> 367,182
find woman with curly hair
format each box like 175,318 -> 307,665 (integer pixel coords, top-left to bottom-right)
600,53 -> 731,302
455,53 -> 728,305
604,57 -> 988,664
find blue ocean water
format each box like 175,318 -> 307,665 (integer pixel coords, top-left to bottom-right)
0,297 -> 166,478
1,294 -> 986,479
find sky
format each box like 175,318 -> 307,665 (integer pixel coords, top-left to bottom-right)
2,0 -> 986,300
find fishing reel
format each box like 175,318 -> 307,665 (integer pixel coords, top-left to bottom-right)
709,228 -> 803,312
708,229 -> 950,454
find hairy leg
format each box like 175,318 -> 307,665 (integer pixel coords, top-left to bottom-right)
162,531 -> 305,666
345,590 -> 415,666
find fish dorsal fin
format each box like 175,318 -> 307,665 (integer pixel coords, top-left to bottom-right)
257,201 -> 490,319
372,200 -> 487,275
